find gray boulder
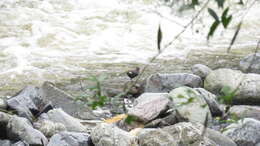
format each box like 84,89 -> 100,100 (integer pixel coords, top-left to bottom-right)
0,140 -> 11,146
128,93 -> 171,123
239,53 -> 260,74
136,122 -> 217,146
169,86 -> 212,123
91,123 -> 138,146
7,116 -> 48,146
145,73 -> 202,93
204,69 -> 260,104
223,118 -> 260,146
42,108 -> 86,132
205,128 -> 237,146
6,86 -> 45,121
34,119 -> 66,137
40,82 -> 98,120
47,132 -> 90,146
192,64 -> 212,79
229,105 -> 260,121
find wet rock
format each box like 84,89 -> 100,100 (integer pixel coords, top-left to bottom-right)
0,112 -> 12,138
40,82 -> 98,120
239,53 -> 260,74
91,123 -> 138,146
223,118 -> 260,146
205,128 -> 237,146
195,88 -> 223,117
47,132 -> 90,146
6,86 -> 45,121
42,108 -> 86,133
229,105 -> 260,121
204,69 -> 260,105
169,86 -> 212,123
145,73 -> 202,93
192,64 -> 212,79
0,140 -> 11,146
7,116 -> 48,146
128,93 -> 171,123
137,122 -> 217,146
34,119 -> 66,137
0,98 -> 7,110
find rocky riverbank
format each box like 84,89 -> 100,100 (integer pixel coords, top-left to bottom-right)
0,53 -> 260,146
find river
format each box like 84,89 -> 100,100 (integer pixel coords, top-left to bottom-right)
0,0 -> 259,95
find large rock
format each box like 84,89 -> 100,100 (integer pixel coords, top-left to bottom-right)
47,132 -> 90,146
34,119 -> 66,137
169,86 -> 212,123
137,122 -> 217,146
145,73 -> 202,93
7,116 -> 48,146
0,140 -> 11,146
42,108 -> 87,132
40,82 -> 98,120
128,93 -> 171,123
204,69 -> 260,104
0,112 -> 12,138
91,123 -> 138,146
6,86 -> 45,121
239,53 -> 260,74
205,128 -> 237,146
192,64 -> 212,79
223,118 -> 260,146
229,105 -> 260,121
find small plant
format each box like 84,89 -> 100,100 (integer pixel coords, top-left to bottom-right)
75,74 -> 107,110
218,85 -> 238,105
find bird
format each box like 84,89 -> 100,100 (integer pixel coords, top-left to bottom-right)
126,67 -> 140,80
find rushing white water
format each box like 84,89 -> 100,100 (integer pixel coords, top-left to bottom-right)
0,0 -> 259,91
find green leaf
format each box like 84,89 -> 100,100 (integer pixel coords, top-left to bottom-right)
207,21 -> 220,40
125,115 -> 137,124
221,8 -> 232,28
157,24 -> 162,53
215,0 -> 225,8
208,8 -> 219,22
227,21 -> 242,52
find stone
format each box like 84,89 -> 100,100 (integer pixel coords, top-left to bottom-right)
0,112 -> 12,138
136,122 -> 217,146
128,93 -> 171,123
239,53 -> 260,74
0,140 -> 11,146
6,86 -> 45,121
223,118 -> 260,146
42,108 -> 87,132
145,73 -> 202,93
7,116 -> 48,146
205,128 -> 237,146
169,86 -> 212,123
229,105 -> 260,121
47,132 -> 90,146
40,82 -> 98,120
204,69 -> 260,105
91,123 -> 138,146
0,98 -> 7,110
195,88 -> 223,117
34,119 -> 66,137
192,64 -> 212,79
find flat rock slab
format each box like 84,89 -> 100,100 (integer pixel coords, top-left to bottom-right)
145,73 -> 202,93
47,132 -> 90,146
128,93 -> 171,123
